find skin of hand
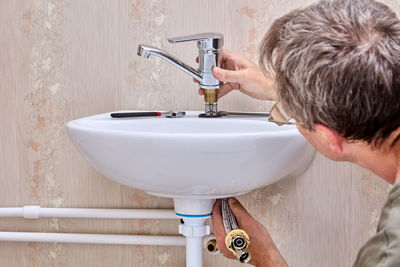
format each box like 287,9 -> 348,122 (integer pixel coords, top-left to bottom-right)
195,50 -> 277,101
212,198 -> 288,267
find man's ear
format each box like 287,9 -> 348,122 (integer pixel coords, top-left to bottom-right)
314,124 -> 344,156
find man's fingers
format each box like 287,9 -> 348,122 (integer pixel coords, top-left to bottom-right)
220,49 -> 237,61
198,88 -> 204,95
218,83 -> 235,98
213,67 -> 243,83
228,198 -> 253,225
211,200 -> 225,242
220,49 -> 251,68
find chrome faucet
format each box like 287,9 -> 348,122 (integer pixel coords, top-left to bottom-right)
137,33 -> 224,117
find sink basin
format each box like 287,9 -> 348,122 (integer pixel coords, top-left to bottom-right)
66,111 -> 315,215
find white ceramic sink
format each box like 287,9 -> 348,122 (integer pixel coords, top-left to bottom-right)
66,111 -> 315,216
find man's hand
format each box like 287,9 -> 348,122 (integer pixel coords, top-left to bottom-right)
195,50 -> 277,101
212,198 -> 288,267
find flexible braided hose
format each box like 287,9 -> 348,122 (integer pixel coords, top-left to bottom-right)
221,198 -> 238,232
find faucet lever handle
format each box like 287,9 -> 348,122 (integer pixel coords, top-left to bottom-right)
168,32 -> 223,49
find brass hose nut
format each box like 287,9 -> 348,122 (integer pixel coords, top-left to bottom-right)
225,229 -> 250,256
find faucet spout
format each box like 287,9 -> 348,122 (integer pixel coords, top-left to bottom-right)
137,44 -> 202,81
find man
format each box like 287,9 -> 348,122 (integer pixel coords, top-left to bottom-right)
199,0 -> 400,266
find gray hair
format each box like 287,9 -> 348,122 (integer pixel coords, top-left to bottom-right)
260,0 -> 400,146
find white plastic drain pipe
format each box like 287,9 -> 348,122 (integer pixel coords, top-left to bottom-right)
179,218 -> 210,267
0,206 -> 177,219
0,232 -> 186,246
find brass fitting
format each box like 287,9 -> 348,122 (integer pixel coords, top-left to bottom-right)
206,239 -> 218,254
225,229 -> 250,254
204,235 -> 220,255
204,89 -> 218,104
203,89 -> 219,117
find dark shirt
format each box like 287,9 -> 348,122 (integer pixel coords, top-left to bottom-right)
354,181 -> 400,267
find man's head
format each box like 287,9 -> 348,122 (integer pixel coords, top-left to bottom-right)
259,0 -> 400,158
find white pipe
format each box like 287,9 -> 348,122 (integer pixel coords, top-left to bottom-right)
186,235 -> 203,267
179,218 -> 210,267
0,232 -> 186,246
0,208 -> 21,217
0,206 -> 177,219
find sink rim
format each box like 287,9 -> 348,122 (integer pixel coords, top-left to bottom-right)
66,110 -> 300,138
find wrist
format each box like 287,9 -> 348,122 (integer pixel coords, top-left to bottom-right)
263,77 -> 278,101
253,254 -> 288,267
250,240 -> 288,267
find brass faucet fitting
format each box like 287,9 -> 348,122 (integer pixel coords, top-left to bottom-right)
204,89 -> 218,104
204,89 -> 219,117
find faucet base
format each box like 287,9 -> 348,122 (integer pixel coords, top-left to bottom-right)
198,113 -> 222,118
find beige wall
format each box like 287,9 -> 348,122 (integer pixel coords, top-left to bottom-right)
0,0 -> 398,266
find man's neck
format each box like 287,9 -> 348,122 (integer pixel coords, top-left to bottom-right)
348,140 -> 400,184
394,141 -> 400,184
396,170 -> 400,184
391,129 -> 400,184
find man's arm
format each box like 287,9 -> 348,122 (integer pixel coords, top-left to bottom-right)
212,198 -> 288,267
